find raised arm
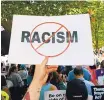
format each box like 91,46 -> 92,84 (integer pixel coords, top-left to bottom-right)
22,57 -> 57,100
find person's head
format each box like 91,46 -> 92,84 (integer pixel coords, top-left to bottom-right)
74,67 -> 83,78
89,65 -> 96,69
64,66 -> 73,76
29,65 -> 35,76
57,66 -> 62,74
8,65 -> 17,76
101,60 -> 104,68
50,72 -> 58,86
66,79 -> 88,100
46,72 -> 53,83
51,72 -> 63,83
20,64 -> 26,70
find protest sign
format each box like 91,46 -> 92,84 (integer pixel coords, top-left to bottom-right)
44,90 -> 66,100
8,14 -> 94,65
96,69 -> 104,85
91,86 -> 104,100
44,90 -> 92,100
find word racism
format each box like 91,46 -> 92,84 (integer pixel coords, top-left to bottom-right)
21,31 -> 78,43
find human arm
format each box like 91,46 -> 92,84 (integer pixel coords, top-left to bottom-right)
22,57 -> 57,100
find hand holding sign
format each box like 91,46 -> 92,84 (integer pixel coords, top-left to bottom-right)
34,57 -> 58,85
23,57 -> 58,100
9,14 -> 94,65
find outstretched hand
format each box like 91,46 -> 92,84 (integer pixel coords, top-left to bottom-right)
33,57 -> 58,85
23,57 -> 57,100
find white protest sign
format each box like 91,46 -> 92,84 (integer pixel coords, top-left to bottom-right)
44,90 -> 66,100
8,14 -> 94,65
91,86 -> 104,100
44,90 -> 92,100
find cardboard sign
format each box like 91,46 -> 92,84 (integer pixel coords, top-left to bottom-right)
44,90 -> 66,100
44,90 -> 93,100
8,14 -> 94,65
96,69 -> 104,85
91,86 -> 104,100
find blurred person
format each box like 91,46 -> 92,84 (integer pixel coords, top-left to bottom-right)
96,61 -> 104,85
7,65 -> 24,100
101,60 -> 104,69
1,90 -> 9,100
57,65 -> 64,74
64,65 -> 73,76
50,72 -> 66,90
58,73 -> 67,89
87,65 -> 98,85
66,79 -> 88,100
40,72 -> 57,100
1,75 -> 11,100
17,64 -> 21,71
18,64 -> 28,85
7,64 -> 24,87
68,66 -> 91,81
74,67 -> 94,95
27,65 -> 35,86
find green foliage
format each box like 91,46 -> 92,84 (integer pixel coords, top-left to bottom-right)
1,1 -> 104,49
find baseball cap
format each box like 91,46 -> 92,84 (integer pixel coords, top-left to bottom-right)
66,79 -> 88,100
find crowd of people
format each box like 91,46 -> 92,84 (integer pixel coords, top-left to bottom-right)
1,49 -> 104,100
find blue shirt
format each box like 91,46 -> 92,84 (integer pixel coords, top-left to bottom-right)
79,78 -> 94,95
68,68 -> 91,81
27,75 -> 33,85
40,83 -> 52,100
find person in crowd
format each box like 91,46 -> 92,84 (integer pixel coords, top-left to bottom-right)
18,64 -> 28,85
7,64 -> 24,87
68,66 -> 91,81
50,72 -> 66,90
23,57 -> 57,100
87,65 -> 98,85
96,60 -> 104,85
7,64 -> 24,100
40,72 -> 57,100
17,64 -> 21,71
101,60 -> 104,68
50,72 -> 58,86
57,66 -> 64,74
27,65 -> 35,86
64,65 -> 73,76
1,75 -> 11,100
73,67 -> 94,95
58,73 -> 67,89
66,79 -> 88,100
6,65 -> 9,73
1,90 -> 9,100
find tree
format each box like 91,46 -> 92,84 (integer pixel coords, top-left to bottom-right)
1,1 -> 104,49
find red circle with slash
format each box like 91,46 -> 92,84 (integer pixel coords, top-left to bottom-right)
30,22 -> 71,57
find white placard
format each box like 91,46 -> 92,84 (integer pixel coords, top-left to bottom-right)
44,90 -> 93,100
8,14 -> 94,65
44,90 -> 66,100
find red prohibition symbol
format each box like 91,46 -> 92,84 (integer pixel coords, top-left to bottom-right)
30,22 -> 71,58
